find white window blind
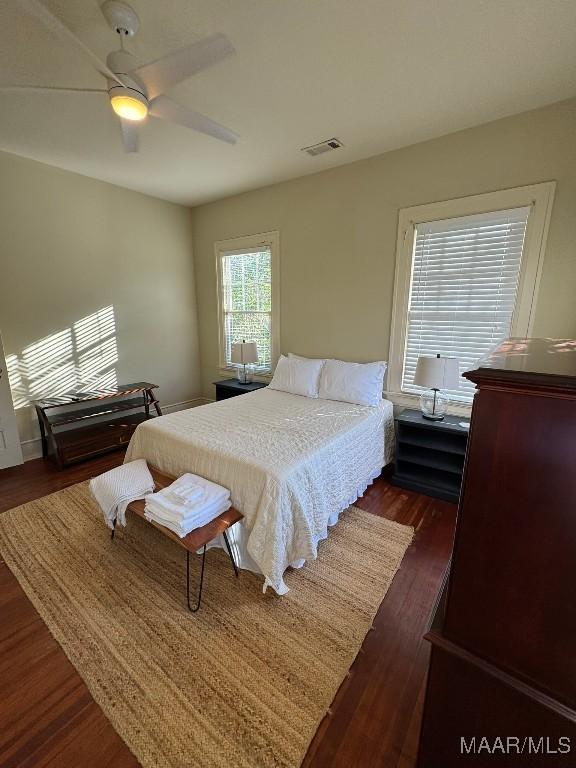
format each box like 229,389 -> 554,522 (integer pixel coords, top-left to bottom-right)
403,206 -> 531,402
221,247 -> 273,371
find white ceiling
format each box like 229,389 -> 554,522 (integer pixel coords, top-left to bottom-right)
1,0 -> 576,206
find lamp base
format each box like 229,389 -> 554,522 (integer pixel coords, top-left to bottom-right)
236,365 -> 254,384
419,388 -> 449,421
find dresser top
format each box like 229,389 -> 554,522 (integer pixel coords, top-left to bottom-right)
464,338 -> 576,391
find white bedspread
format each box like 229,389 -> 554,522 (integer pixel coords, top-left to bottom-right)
124,388 -> 394,594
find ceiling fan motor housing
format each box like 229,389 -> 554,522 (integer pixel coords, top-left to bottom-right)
106,50 -> 146,95
106,50 -> 141,82
106,50 -> 148,120
101,0 -> 140,37
108,82 -> 148,105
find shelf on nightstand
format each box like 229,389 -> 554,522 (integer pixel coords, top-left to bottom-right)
397,444 -> 465,474
397,427 -> 467,456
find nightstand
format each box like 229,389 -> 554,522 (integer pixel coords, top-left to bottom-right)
213,378 -> 267,401
391,409 -> 469,503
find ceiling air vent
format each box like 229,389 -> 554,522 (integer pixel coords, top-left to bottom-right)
301,138 -> 344,157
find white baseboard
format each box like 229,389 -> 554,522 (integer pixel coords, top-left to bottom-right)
20,396 -> 207,462
21,439 -> 44,462
162,397 -> 209,413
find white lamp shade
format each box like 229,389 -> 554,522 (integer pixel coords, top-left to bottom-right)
231,341 -> 259,365
413,355 -> 460,390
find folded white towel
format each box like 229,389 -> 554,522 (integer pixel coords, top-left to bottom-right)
145,499 -> 231,538
145,473 -> 229,520
157,473 -> 229,505
144,489 -> 229,519
168,477 -> 206,504
89,459 -> 155,529
145,495 -> 229,525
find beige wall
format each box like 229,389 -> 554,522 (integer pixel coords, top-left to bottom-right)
192,98 -> 576,398
0,150 -> 200,449
2,98 -> 575,446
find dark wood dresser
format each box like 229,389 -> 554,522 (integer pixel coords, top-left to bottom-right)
417,338 -> 576,767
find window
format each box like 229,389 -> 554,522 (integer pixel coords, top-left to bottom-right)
215,231 -> 280,374
388,183 -> 555,409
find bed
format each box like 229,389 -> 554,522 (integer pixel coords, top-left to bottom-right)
124,387 -> 395,594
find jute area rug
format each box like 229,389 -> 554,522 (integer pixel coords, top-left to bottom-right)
0,481 -> 413,768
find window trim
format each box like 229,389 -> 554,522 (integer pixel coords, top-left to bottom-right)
215,231 -> 280,377
387,182 -> 556,414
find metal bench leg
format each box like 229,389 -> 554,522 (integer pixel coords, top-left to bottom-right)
187,545 -> 207,613
222,530 -> 239,578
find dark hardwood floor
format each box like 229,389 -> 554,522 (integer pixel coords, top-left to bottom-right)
0,453 -> 456,768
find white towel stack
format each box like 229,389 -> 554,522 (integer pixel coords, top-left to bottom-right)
144,473 -> 231,538
89,459 -> 155,529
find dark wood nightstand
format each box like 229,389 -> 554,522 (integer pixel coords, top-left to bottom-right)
390,408 -> 469,503
213,378 -> 267,401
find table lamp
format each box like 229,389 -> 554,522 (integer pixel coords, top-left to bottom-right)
231,341 -> 258,384
413,354 -> 460,420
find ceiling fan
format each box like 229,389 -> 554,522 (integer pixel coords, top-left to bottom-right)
1,0 -> 239,152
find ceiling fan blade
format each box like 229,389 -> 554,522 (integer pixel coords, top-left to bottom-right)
129,33 -> 235,100
120,118 -> 139,153
149,95 -> 238,144
18,0 -> 125,87
0,85 -> 106,95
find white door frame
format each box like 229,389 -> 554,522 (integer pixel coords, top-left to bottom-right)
0,333 -> 23,468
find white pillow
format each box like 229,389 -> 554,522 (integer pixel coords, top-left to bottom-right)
268,355 -> 325,398
318,359 -> 387,407
288,353 -> 326,363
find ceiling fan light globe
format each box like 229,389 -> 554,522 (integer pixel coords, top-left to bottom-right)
110,93 -> 148,121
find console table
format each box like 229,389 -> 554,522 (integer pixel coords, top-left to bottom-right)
34,382 -> 161,468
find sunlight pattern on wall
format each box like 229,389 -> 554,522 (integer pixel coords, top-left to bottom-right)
6,306 -> 118,408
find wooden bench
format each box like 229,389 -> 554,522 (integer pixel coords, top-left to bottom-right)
112,466 -> 243,612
